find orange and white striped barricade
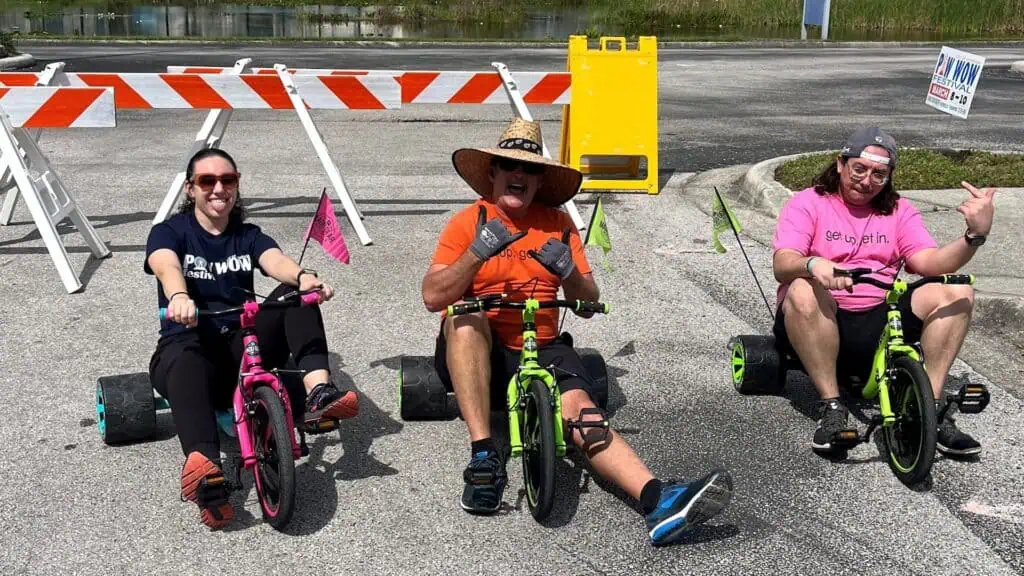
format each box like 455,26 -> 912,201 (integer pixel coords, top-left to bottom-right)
251,65 -> 586,233
0,61 -> 66,226
0,68 -> 401,247
158,58 -> 252,227
0,84 -> 115,293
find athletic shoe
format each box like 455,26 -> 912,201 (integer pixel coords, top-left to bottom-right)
180,451 -> 233,529
305,382 -> 359,421
645,468 -> 734,546
461,449 -> 507,513
937,401 -> 982,457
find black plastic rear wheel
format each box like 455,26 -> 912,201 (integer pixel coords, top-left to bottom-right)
96,373 -> 157,445
729,335 -> 785,395
521,378 -> 555,521
883,355 -> 937,486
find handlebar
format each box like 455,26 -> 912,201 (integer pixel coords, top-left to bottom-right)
446,296 -> 610,317
833,267 -> 975,292
159,289 -> 323,322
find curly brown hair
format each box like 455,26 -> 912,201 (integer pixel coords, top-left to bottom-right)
811,156 -> 900,216
177,148 -> 247,222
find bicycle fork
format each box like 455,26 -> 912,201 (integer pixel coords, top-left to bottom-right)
234,330 -> 303,469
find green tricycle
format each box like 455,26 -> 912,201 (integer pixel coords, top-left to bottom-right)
729,267 -> 990,485
396,293 -> 611,521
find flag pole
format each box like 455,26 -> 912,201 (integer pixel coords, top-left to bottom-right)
714,186 -> 774,321
298,188 -> 326,265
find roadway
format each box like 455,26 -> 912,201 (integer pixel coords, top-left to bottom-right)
0,42 -> 1021,575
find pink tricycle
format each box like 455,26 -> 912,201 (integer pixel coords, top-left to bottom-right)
154,288 -> 322,530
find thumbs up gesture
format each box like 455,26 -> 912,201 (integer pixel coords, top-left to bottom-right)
958,180 -> 997,237
529,228 -> 576,279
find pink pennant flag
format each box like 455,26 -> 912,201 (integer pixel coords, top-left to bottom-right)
302,188 -> 350,265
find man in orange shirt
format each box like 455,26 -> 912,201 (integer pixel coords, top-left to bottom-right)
421,118 -> 733,546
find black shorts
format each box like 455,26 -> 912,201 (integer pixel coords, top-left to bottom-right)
773,298 -> 925,384
433,322 -> 596,411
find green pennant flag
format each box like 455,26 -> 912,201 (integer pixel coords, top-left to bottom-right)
711,188 -> 743,253
585,196 -> 612,253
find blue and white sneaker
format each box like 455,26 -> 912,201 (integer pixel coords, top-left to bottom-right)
645,468 -> 734,546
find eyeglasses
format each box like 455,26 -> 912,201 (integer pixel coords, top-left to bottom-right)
191,173 -> 239,188
846,162 -> 889,185
495,158 -> 544,175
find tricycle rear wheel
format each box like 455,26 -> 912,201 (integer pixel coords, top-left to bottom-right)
729,335 -> 785,395
251,385 -> 296,530
95,373 -> 157,445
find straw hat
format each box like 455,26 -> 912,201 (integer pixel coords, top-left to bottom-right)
451,118 -> 583,207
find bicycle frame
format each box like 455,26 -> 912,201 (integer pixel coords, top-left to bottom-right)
233,299 -> 303,468
506,299 -> 567,459
859,278 -> 924,429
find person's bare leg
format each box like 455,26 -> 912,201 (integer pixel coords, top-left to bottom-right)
782,278 -> 840,399
444,311 -> 492,441
911,284 -> 974,399
561,389 -> 652,500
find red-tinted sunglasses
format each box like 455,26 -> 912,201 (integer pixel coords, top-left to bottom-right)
192,173 -> 240,188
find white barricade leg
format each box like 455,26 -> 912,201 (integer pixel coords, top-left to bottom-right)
274,64 -> 373,246
492,62 -> 586,233
0,62 -> 65,226
0,111 -> 110,293
152,58 -> 252,225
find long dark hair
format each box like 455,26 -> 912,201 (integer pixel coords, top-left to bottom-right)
812,156 -> 899,215
177,148 -> 247,222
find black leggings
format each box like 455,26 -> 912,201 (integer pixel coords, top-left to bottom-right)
149,283 -> 330,461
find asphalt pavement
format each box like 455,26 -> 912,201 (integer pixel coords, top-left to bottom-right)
0,42 -> 1021,575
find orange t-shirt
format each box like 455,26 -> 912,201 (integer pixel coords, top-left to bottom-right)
431,198 -> 593,350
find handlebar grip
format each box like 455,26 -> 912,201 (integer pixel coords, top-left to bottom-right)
158,308 -> 166,320
575,300 -> 610,314
447,301 -> 483,316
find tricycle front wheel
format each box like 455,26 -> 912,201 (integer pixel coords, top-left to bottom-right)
251,385 -> 296,530
521,378 -> 555,522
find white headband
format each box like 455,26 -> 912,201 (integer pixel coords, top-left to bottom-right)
858,150 -> 891,165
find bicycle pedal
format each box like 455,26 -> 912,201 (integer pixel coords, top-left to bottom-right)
830,428 -> 862,448
304,417 -> 338,435
951,382 -> 990,414
196,475 -> 231,508
569,408 -> 610,443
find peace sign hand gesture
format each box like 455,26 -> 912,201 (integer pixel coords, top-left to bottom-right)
958,180 -> 997,237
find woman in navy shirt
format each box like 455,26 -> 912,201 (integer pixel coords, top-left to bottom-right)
145,148 -> 358,529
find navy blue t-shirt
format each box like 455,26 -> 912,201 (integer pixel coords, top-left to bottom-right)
144,212 -> 280,337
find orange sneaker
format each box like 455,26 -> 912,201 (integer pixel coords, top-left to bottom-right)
180,451 -> 233,529
306,382 -> 359,421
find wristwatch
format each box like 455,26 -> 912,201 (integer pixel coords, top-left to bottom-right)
964,231 -> 986,247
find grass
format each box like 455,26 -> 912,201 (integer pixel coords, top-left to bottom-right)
0,31 -> 16,56
8,0 -> 1024,40
775,149 -> 1024,191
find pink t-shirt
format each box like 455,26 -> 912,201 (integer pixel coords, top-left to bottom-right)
772,187 -> 938,311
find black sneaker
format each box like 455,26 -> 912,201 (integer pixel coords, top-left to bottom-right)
461,449 -> 506,514
936,401 -> 982,457
811,399 -> 849,452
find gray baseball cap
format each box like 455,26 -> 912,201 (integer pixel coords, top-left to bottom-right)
840,126 -> 897,169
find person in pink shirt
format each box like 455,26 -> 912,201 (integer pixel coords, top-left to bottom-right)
771,126 -> 996,457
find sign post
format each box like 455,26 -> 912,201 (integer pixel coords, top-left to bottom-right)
802,0 -> 831,40
925,46 -> 986,120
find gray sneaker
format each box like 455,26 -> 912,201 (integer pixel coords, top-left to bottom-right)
936,401 -> 982,457
811,399 -> 849,453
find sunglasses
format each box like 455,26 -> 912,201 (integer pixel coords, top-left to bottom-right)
191,173 -> 239,188
495,158 -> 544,175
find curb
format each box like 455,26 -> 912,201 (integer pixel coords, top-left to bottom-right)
740,148 -> 1024,217
739,150 -> 831,216
0,53 -> 34,70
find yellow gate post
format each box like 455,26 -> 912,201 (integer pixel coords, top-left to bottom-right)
560,35 -> 659,195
